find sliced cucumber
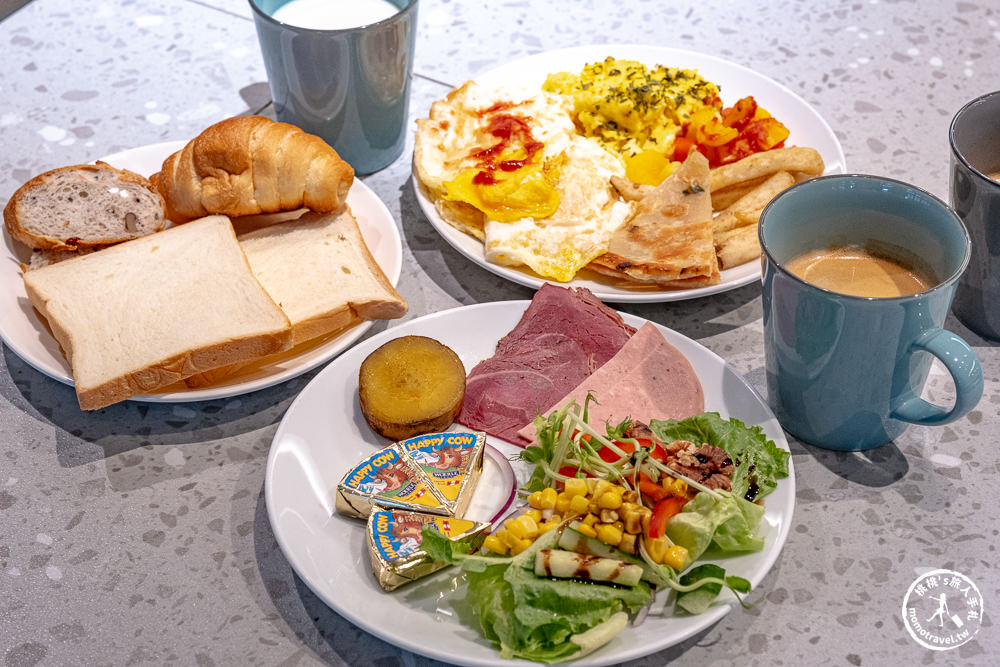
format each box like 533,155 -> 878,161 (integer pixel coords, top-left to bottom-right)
534,549 -> 643,587
558,522 -> 670,586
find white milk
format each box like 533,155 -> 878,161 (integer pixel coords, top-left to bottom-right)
271,0 -> 400,30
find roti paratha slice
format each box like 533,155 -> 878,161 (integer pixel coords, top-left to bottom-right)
588,151 -> 718,287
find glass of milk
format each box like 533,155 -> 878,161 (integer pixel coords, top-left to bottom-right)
249,0 -> 418,174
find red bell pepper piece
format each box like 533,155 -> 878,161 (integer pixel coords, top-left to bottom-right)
648,496 -> 688,539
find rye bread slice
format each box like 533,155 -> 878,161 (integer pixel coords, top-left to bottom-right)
4,161 -> 167,251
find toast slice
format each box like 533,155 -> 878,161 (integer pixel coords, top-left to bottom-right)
183,208 -> 407,387
4,161 -> 167,251
22,215 -> 293,409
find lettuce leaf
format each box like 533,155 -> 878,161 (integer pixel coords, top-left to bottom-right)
665,491 -> 765,562
674,564 -> 751,615
649,412 -> 789,501
421,527 -> 650,664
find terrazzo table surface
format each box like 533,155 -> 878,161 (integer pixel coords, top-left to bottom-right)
2,1 -> 999,665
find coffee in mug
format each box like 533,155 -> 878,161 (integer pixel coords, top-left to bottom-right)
784,242 -> 935,298
759,175 -> 983,451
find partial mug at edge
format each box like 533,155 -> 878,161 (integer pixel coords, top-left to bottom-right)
949,90 -> 1000,340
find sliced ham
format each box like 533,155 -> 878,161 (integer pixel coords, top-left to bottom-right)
517,322 -> 704,444
456,284 -> 635,445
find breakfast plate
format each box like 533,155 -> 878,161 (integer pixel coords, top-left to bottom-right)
265,300 -> 795,666
413,44 -> 846,303
0,141 -> 403,403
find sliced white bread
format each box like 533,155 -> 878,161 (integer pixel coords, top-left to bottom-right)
4,161 -> 167,251
22,215 -> 293,410
183,208 -> 407,387
242,208 -> 407,344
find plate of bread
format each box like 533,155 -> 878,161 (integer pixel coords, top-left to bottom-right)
413,44 -> 845,303
1,116 -> 406,410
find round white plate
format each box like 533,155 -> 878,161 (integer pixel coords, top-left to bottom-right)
265,300 -> 795,666
413,44 -> 846,303
0,141 -> 403,403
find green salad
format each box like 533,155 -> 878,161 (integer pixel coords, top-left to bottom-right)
424,401 -> 790,663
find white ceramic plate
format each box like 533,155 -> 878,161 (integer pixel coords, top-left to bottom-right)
265,301 -> 795,666
413,44 -> 846,303
0,141 -> 403,403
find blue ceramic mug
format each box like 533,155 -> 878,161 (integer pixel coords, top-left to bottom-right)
249,0 -> 418,175
759,175 -> 983,451
949,90 -> 1000,340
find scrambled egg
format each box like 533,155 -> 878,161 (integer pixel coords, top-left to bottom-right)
414,81 -> 631,282
543,57 -> 721,184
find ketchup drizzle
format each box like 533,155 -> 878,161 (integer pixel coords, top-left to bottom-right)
468,110 -> 544,183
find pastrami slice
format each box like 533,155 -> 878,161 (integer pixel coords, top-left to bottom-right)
456,284 -> 635,445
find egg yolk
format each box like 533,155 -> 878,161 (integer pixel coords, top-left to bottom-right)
444,150 -> 561,222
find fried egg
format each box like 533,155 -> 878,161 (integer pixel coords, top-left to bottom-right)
414,81 -> 631,282
484,137 -> 631,282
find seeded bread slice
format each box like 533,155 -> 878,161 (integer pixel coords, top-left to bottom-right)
4,161 -> 167,251
22,247 -> 95,271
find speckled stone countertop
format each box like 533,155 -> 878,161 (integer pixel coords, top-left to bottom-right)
1,1 -> 999,665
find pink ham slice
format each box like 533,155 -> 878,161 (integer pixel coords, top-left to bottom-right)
517,322 -> 705,444
456,284 -> 635,445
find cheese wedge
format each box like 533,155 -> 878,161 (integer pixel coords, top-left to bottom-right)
367,509 -> 489,591
335,444 -> 449,518
397,431 -> 485,516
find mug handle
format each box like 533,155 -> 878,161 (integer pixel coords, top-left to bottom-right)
891,328 -> 983,425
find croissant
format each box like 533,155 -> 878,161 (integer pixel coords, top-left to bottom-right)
150,116 -> 354,223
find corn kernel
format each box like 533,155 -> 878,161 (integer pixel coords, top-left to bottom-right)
538,521 -> 558,534
507,514 -> 539,540
564,478 -> 589,497
597,488 -> 623,510
569,494 -> 591,514
672,479 -> 688,497
555,493 -> 572,514
582,512 -> 599,527
619,532 -> 637,554
497,527 -> 518,550
576,522 -> 598,538
483,535 -> 508,555
596,523 -> 623,547
623,505 -> 645,534
592,479 -> 614,504
548,513 -> 562,524
538,487 -> 558,510
644,535 -> 670,563
509,536 -> 533,555
527,491 -> 544,509
525,508 -> 542,523
664,545 -> 689,570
